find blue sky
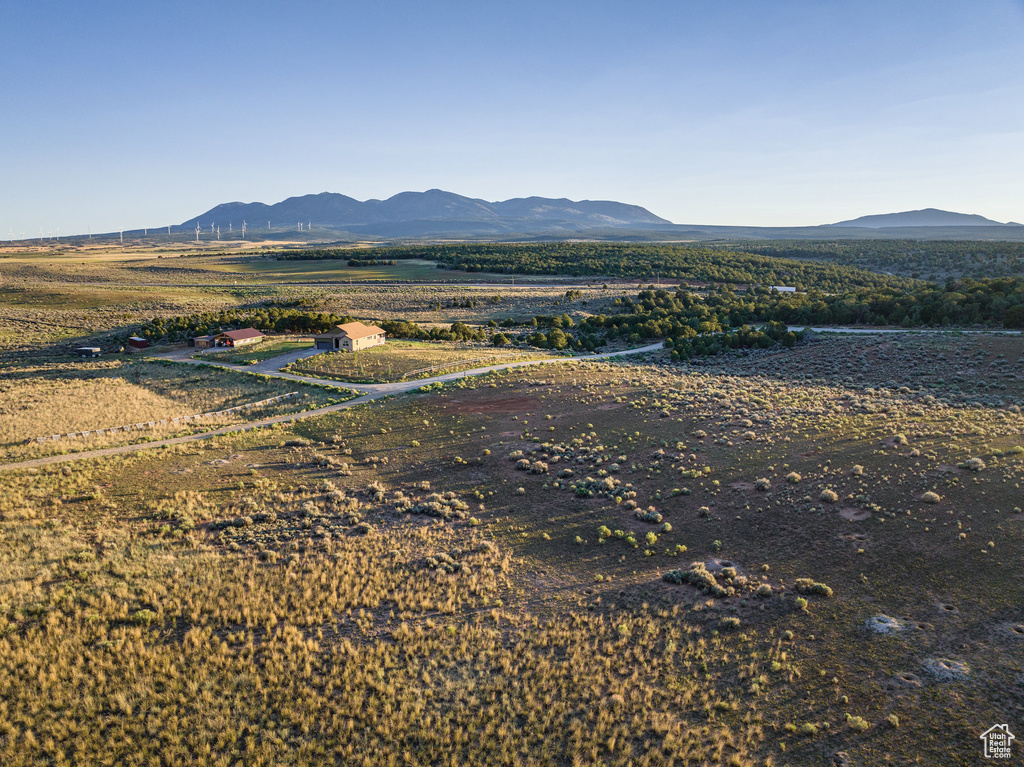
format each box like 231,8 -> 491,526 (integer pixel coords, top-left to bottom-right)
2,1 -> 1023,235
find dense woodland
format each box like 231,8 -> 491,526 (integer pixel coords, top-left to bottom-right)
736,239 -> 1024,280
274,243 -> 910,292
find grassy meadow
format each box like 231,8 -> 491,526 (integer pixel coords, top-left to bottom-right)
285,340 -> 558,382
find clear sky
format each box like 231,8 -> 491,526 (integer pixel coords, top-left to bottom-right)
3,0 -> 1023,235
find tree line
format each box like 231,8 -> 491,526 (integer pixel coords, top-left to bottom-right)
272,243 -> 910,292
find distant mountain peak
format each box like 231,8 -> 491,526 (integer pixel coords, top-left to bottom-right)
831,208 -> 1011,228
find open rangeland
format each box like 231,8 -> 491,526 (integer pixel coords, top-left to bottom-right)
284,340 -> 560,382
0,337 -> 1021,765
1,240 -> 1023,765
0,356 -> 352,463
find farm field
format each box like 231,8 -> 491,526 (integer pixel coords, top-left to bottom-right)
284,339 -> 560,382
0,357 -> 351,463
198,337 -> 313,365
0,342 -> 1021,764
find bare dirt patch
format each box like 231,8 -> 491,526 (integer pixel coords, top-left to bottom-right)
449,396 -> 542,414
729,481 -> 755,491
840,507 -> 871,521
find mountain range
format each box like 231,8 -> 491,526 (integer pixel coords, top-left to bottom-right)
173,192 -> 1024,241
181,190 -> 671,237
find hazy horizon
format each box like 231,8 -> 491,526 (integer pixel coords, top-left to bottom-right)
3,1 -> 1023,236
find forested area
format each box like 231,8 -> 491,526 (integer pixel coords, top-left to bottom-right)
736,239 -> 1024,280
273,243 -> 910,291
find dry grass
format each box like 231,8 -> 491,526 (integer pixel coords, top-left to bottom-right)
285,340 -> 557,382
0,359 -> 345,462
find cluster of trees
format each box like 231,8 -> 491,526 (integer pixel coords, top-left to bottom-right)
347,258 -> 397,267
577,279 -> 1024,340
272,243 -> 909,292
667,321 -> 801,360
737,239 -> 1024,281
138,307 -> 359,341
378,319 -> 487,343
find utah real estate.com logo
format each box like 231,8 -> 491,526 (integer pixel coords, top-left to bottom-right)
980,724 -> 1015,760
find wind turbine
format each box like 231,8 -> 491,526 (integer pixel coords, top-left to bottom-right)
308,221 -> 311,230
241,220 -> 246,239
210,222 -> 215,234
167,225 -> 171,235
229,222 -> 232,233
267,220 -> 271,231
119,227 -> 123,244
217,226 -> 220,240
195,224 -> 201,243
8,227 -> 11,242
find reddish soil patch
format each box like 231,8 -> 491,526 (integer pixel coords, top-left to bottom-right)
730,482 -> 755,491
840,507 -> 871,521
936,464 -> 961,474
597,403 -> 623,411
449,396 -> 542,414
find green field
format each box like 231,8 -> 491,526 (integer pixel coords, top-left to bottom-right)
197,337 -> 313,365
200,257 -> 556,284
285,339 -> 558,382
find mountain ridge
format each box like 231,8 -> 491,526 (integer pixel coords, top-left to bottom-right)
180,190 -> 673,235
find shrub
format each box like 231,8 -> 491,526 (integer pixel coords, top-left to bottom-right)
754,478 -> 771,491
795,578 -> 833,597
819,489 -> 838,503
663,562 -> 730,597
786,472 -> 801,483
846,714 -> 870,732
636,508 -> 663,524
851,464 -> 864,475
922,491 -> 941,503
795,597 -> 808,610
720,617 -> 741,630
756,583 -> 773,598
963,457 -> 986,471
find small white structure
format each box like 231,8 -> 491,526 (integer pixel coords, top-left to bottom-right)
771,286 -> 797,293
315,322 -> 386,352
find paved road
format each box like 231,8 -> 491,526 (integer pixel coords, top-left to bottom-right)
0,342 -> 664,473
790,325 -> 1022,335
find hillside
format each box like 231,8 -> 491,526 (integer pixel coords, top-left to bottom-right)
831,208 -> 1013,228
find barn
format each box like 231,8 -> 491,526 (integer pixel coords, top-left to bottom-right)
315,322 -> 386,352
214,328 -> 265,347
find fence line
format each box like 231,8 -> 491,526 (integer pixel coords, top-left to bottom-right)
30,392 -> 299,444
